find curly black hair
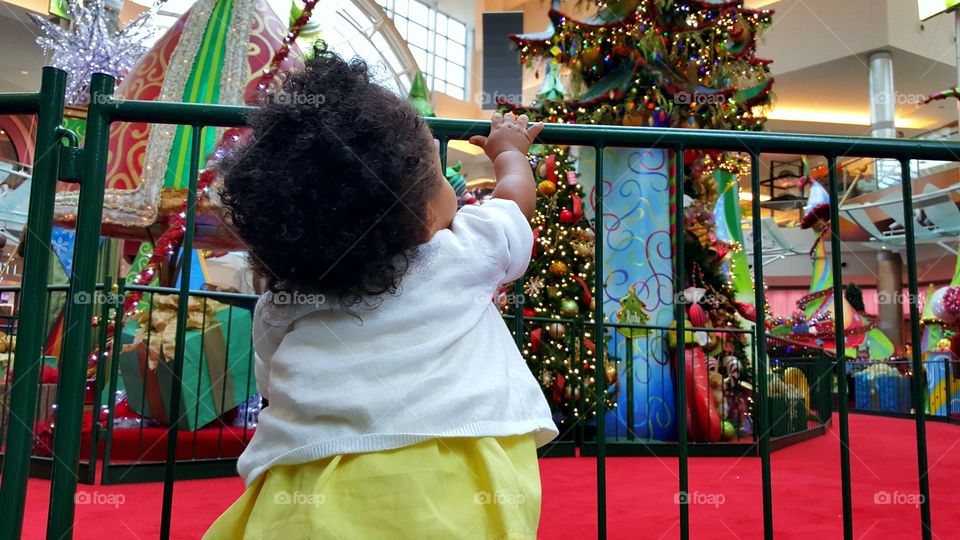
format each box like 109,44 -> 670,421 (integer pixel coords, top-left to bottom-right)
222,44 -> 438,306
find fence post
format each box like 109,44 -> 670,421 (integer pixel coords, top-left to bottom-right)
672,145 -> 690,540
899,158 -> 932,539
750,152 -> 774,540
826,154 -> 854,540
45,73 -> 115,540
0,66 -> 67,540
159,125 -> 205,539
944,354 -> 951,420
593,143 -> 607,540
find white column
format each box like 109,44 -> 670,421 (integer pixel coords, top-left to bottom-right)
868,50 -> 900,187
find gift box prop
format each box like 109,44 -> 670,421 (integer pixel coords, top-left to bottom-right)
52,0 -> 305,249
119,296 -> 255,431
854,364 -> 912,414
1,356 -> 59,442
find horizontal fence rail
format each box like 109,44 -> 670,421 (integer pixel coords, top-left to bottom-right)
0,68 -> 956,539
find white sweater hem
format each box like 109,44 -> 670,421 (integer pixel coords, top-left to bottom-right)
239,420 -> 559,486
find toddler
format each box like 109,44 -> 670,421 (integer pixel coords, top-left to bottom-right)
204,44 -> 558,539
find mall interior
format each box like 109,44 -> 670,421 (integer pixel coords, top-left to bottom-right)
0,0 -> 959,538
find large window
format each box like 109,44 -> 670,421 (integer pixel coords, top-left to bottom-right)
376,0 -> 468,100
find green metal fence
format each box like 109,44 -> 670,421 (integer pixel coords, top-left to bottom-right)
0,66 -> 955,539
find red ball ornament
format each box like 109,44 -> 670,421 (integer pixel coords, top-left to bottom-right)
688,304 -> 708,327
559,209 -> 575,223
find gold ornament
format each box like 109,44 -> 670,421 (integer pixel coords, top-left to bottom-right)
549,261 -> 568,276
579,228 -> 596,243
536,161 -> 548,179
605,364 -> 617,383
547,322 -> 566,339
581,47 -> 601,67
623,113 -> 646,126
538,180 -> 557,196
573,241 -> 594,258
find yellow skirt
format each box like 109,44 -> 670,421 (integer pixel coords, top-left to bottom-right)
203,435 -> 541,540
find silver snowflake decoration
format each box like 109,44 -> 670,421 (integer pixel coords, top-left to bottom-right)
32,0 -> 158,106
524,276 -> 544,297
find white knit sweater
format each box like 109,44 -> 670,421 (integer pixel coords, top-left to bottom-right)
236,199 -> 558,486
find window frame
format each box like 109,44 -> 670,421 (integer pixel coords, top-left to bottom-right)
375,0 -> 469,101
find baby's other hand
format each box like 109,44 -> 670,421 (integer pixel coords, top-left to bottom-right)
469,113 -> 544,162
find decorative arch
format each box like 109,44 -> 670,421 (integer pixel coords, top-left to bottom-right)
306,0 -> 421,94
0,115 -> 36,164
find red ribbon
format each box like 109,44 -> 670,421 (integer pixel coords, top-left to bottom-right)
545,154 -> 557,183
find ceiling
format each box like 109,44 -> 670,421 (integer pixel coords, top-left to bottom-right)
764,49 -> 959,137
0,4 -> 44,93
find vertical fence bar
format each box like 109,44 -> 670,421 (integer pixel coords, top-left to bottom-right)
672,145 -> 689,540
0,66 -> 67,540
46,72 -> 115,540
159,125 -> 204,540
946,354 -> 953,419
899,158 -> 932,539
575,319 -> 585,449
438,135 -> 448,170
85,280 -> 115,484
750,152 -> 773,540
826,154 -> 854,540
593,143 -> 606,540
625,336 -> 634,440
101,278 -> 127,482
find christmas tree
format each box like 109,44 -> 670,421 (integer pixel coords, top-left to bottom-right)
496,64 -> 615,428
499,0 -> 774,129
499,0 -> 775,438
502,145 -> 614,427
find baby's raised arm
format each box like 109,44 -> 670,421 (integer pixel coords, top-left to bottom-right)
469,113 -> 544,220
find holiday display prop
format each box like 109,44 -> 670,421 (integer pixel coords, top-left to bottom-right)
853,364 -> 912,414
767,160 -> 894,359
31,0 -> 156,106
53,0 -> 312,242
96,0 -> 318,321
498,0 -> 778,440
684,347 -> 721,442
782,367 -> 810,412
711,167 -> 753,302
922,86 -> 960,105
920,246 -> 960,415
408,71 -> 435,117
119,297 -> 254,431
0,357 -> 59,428
766,377 -> 807,437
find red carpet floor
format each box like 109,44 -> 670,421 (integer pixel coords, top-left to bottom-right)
18,413 -> 960,539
